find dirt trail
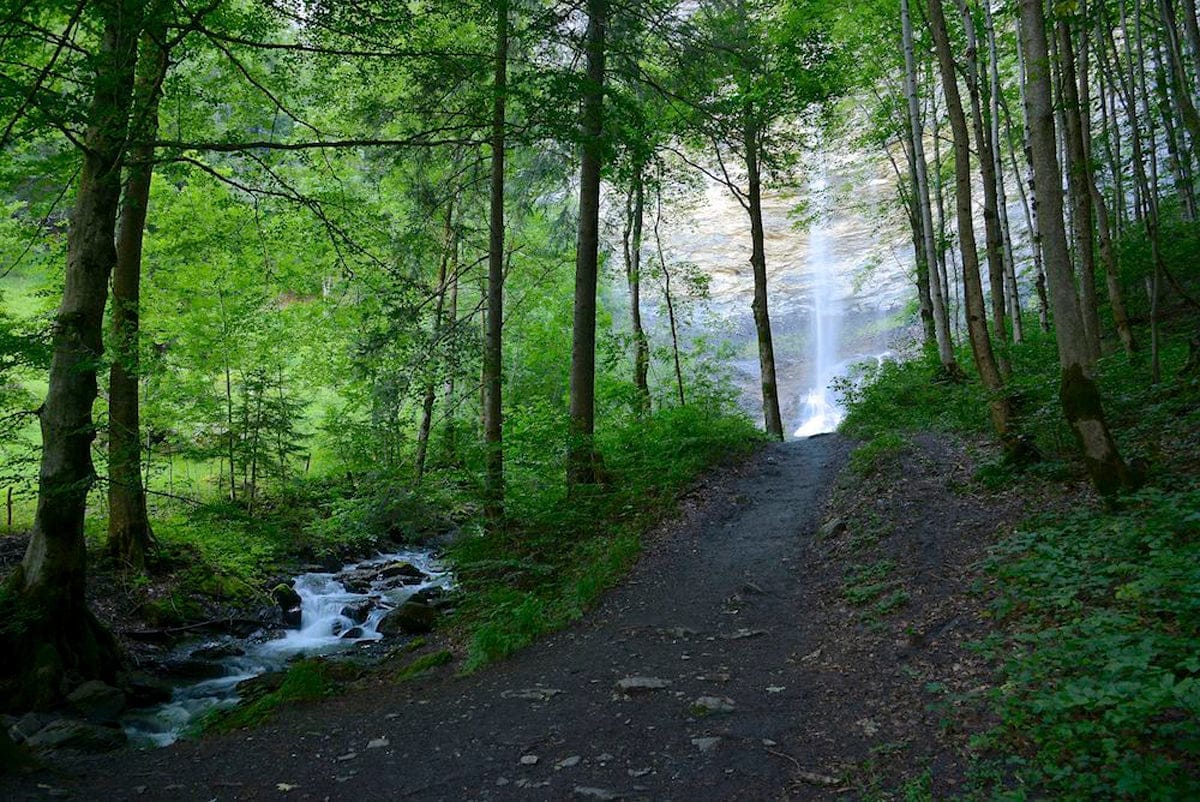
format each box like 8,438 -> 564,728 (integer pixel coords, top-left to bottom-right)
5,433 -> 1020,801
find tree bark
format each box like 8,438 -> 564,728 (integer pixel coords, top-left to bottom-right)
744,114 -> 784,440
1015,20 -> 1053,332
484,0 -> 507,519
568,0 -> 607,487
956,0 -> 1010,370
1056,15 -> 1102,363
6,0 -> 143,709
1018,0 -> 1136,496
902,0 -> 959,374
654,183 -> 686,408
622,164 -> 651,414
927,0 -> 1015,443
416,201 -> 455,483
107,23 -> 166,570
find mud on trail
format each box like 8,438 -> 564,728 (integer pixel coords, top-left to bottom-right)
5,433 -> 1030,801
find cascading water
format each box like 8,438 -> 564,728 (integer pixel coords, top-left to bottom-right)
121,550 -> 451,748
794,175 -> 846,438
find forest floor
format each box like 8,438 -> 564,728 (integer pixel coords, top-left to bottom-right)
2,431 -> 1048,801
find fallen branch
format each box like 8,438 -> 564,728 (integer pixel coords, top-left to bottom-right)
122,617 -> 270,641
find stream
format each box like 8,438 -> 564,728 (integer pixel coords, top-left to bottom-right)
121,550 -> 452,748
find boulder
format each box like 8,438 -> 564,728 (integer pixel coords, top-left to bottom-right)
271,583 -> 303,628
340,627 -> 365,640
124,673 -> 173,708
161,658 -> 227,681
408,587 -> 451,608
379,561 -> 426,583
67,681 -> 126,724
7,712 -> 55,744
340,599 -> 375,625
377,602 -> 438,636
24,719 -> 126,753
338,570 -> 376,593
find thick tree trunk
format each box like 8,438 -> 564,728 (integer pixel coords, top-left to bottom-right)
622,165 -> 651,414
5,0 -> 143,710
1056,16 -> 1102,363
416,202 -> 455,483
484,0 -> 507,520
902,0 -> 959,374
568,0 -> 607,486
1019,0 -> 1136,496
927,0 -> 1015,444
1016,21 -> 1053,332
744,116 -> 784,440
107,26 -> 166,570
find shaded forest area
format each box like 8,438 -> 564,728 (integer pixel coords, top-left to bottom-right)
1,0 -> 1199,797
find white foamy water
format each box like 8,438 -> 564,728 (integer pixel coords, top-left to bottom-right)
122,550 -> 451,748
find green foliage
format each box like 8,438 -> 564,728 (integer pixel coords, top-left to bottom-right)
395,649 -> 454,682
849,433 -> 909,476
450,405 -> 763,672
209,660 -> 343,732
977,486 -> 1200,799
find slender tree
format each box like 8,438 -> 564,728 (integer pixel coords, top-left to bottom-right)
1018,0 -> 1137,495
484,0 -> 508,518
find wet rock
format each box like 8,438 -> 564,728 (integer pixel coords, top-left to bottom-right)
125,673 -> 173,708
377,602 -> 438,636
67,681 -> 126,724
8,713 -> 55,744
340,599 -> 374,625
408,587 -> 449,608
191,641 -> 246,660
340,626 -> 364,640
272,583 -> 303,628
689,696 -> 736,716
25,719 -> 126,753
161,658 -> 227,680
380,561 -> 426,582
338,570 -> 376,593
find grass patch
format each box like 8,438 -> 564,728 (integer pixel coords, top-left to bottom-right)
449,404 -> 763,672
849,433 -> 909,476
395,649 -> 453,681
206,659 -> 344,732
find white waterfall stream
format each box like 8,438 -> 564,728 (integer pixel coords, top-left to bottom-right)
122,550 -> 452,748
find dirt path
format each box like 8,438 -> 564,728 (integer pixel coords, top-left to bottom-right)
5,434 -> 1025,801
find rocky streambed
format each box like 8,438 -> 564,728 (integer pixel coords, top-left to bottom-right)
5,550 -> 453,754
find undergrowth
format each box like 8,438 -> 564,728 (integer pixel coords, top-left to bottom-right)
448,404 -> 762,671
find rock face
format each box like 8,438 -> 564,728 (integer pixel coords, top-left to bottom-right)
379,561 -> 425,582
23,719 -> 126,753
271,583 -> 303,628
67,681 -> 126,724
340,599 -> 374,624
377,602 -> 438,636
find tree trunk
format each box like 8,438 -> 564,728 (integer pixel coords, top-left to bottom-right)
903,0 -> 959,374
1016,20 -> 1053,332
442,243 -> 460,464
568,0 -> 607,487
416,201 -> 455,483
1160,0 -> 1200,152
927,0 -> 1015,444
484,0 -> 507,520
655,184 -> 686,407
5,0 -> 143,710
956,0 -> 1010,371
107,24 -> 166,570
1056,15 -> 1102,363
1019,0 -> 1136,496
623,164 -> 651,414
744,114 -> 784,440
985,0 -> 1024,344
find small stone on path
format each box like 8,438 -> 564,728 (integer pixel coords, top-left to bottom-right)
555,755 -> 582,769
574,787 -> 622,800
336,752 -> 357,762
519,754 -> 539,765
690,696 -> 736,715
691,737 -> 721,753
501,688 -> 564,702
614,677 -> 671,694
367,737 -> 389,749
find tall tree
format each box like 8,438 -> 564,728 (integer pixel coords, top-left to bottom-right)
107,17 -> 168,569
926,0 -> 1016,445
4,0 -> 145,707
1018,0 -> 1137,495
484,0 -> 509,518
568,0 -> 607,487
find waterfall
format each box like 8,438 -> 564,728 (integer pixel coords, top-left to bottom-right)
794,175 -> 846,438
